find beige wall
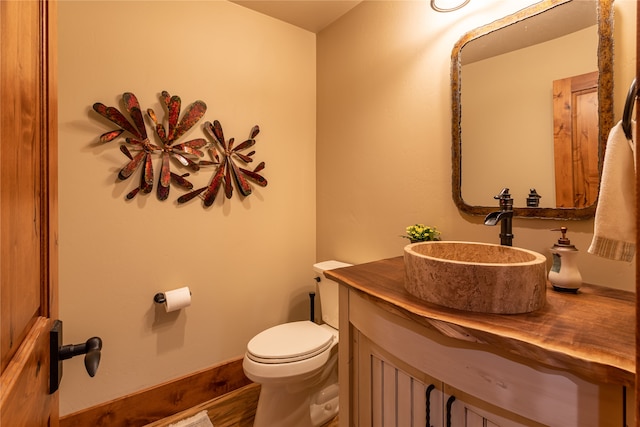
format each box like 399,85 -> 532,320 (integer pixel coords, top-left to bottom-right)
317,1 -> 635,284
58,1 -> 316,415
58,0 -> 636,418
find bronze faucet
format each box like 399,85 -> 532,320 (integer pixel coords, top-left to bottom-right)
484,188 -> 514,246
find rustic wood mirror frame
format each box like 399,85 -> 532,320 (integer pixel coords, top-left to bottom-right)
451,0 -> 614,219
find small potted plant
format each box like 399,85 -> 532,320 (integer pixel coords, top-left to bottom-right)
401,224 -> 441,243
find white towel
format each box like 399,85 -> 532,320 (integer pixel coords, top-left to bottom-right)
168,410 -> 213,427
588,120 -> 636,261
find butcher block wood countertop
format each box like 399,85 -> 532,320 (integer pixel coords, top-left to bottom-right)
325,256 -> 635,388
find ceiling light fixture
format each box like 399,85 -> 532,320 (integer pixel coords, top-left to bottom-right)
430,0 -> 470,12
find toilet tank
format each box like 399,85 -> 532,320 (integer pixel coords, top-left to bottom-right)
313,260 -> 352,329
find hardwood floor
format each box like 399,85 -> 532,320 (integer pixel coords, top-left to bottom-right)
144,383 -> 339,427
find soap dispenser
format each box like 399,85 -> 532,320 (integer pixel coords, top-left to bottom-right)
548,227 -> 582,293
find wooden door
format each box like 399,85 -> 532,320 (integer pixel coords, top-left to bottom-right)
0,0 -> 58,426
635,3 -> 639,425
553,71 -> 600,208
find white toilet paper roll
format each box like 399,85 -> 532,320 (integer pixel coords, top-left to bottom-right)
163,286 -> 191,312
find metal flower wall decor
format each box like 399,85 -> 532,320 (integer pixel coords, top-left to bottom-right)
92,91 -> 268,207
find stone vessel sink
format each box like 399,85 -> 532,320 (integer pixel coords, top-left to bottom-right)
404,241 -> 547,314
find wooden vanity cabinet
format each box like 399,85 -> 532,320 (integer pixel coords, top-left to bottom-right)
332,259 -> 635,427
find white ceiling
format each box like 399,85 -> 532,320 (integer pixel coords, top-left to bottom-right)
229,1 -> 363,33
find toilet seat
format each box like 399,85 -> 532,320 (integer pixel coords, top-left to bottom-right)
247,321 -> 334,364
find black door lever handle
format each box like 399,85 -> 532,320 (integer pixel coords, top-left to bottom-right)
59,336 -> 102,377
50,320 -> 103,393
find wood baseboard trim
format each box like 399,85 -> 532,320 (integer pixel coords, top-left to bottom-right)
60,357 -> 251,427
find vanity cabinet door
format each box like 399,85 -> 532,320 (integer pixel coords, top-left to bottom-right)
357,335 -> 536,427
356,331 -> 445,427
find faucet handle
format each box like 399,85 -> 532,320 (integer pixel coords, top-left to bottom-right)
494,188 -> 511,200
493,188 -> 513,210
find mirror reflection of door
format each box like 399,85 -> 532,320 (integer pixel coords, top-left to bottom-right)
552,71 -> 599,208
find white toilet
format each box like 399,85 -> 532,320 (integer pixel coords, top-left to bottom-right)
243,260 -> 351,427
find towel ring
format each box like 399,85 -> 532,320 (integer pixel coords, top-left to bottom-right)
622,78 -> 637,140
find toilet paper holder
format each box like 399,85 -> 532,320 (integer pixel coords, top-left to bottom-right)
153,290 -> 192,304
153,293 -> 168,304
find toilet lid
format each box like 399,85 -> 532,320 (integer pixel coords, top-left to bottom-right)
247,321 -> 334,364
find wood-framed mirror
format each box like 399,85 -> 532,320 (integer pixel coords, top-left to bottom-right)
451,0 -> 614,219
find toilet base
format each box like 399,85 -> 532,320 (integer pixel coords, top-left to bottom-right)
253,383 -> 312,427
253,382 -> 339,427
310,383 -> 339,426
